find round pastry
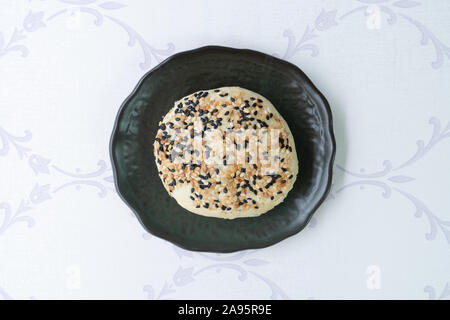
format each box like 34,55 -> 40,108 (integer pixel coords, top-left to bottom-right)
153,87 -> 298,219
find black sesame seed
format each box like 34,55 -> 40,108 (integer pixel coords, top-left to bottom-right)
168,180 -> 176,187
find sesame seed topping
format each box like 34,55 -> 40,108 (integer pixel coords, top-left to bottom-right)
154,87 -> 297,216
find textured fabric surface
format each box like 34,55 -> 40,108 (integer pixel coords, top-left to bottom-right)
0,0 -> 449,299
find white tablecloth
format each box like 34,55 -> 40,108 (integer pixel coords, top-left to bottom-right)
1,0 -> 449,299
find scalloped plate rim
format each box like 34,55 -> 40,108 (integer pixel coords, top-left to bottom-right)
109,45 -> 336,253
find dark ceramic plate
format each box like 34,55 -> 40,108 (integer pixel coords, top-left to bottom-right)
110,46 -> 335,253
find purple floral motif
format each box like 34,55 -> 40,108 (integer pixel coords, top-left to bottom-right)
142,232 -> 152,240
0,200 -> 35,236
173,267 -> 195,286
341,1 -> 449,67
43,1 -> 174,70
423,282 -> 450,300
78,7 -> 104,26
23,11 -> 46,32
0,286 -> 12,300
395,117 -> 449,171
172,245 -> 194,259
30,183 -> 52,204
424,283 -> 450,300
279,8 -> 341,59
144,246 -> 288,300
104,15 -> 175,70
333,117 -> 450,243
315,9 -> 338,31
399,14 -> 450,69
1,156 -> 114,235
248,271 -> 290,299
28,154 -> 51,175
387,175 -> 414,183
395,188 -> 450,243
143,282 -> 175,300
51,160 -> 114,198
0,29 -> 29,58
0,127 -> 32,159
1,1 -> 173,69
281,1 -> 449,69
280,28 -> 319,60
0,285 -> 35,300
